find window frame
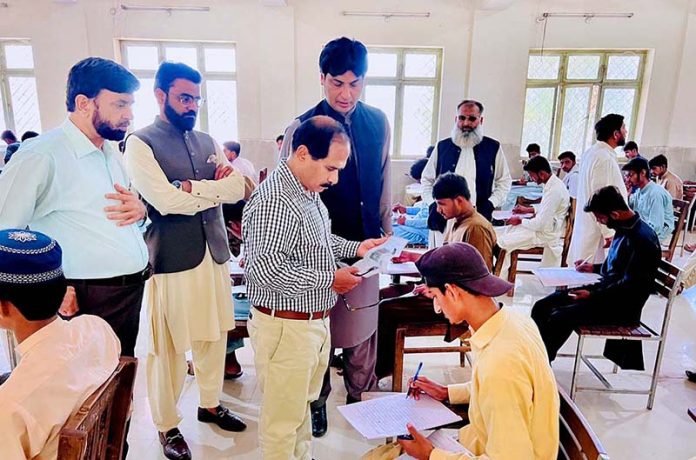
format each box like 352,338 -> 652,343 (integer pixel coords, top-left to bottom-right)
118,39 -> 238,137
0,39 -> 40,133
365,46 -> 443,158
522,49 -> 647,159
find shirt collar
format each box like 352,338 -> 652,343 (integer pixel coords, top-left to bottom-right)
15,317 -> 66,358
469,308 -> 509,351
61,118 -> 106,159
277,160 -> 315,200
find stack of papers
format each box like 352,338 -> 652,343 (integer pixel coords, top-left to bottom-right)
383,262 -> 420,276
492,210 -> 534,220
352,236 -> 408,277
337,394 -> 462,439
397,430 -> 472,459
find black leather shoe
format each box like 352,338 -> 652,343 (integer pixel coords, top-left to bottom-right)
311,404 -> 327,438
197,405 -> 247,432
158,428 -> 191,460
687,370 -> 696,383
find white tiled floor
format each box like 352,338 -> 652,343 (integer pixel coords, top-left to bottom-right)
2,242 -> 696,459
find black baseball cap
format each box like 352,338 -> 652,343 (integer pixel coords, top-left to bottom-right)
415,242 -> 513,297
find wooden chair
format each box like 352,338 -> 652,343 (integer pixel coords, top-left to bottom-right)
563,259 -> 682,409
558,387 -> 610,460
679,192 -> 695,256
662,199 -> 688,262
689,407 -> 696,423
57,357 -> 138,460
494,198 -> 576,296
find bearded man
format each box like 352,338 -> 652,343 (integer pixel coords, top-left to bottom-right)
123,61 -> 248,460
420,100 -> 511,245
0,57 -> 150,359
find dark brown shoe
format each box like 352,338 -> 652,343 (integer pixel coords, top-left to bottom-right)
158,428 -> 191,460
198,405 -> 247,432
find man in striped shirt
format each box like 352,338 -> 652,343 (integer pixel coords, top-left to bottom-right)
242,116 -> 386,459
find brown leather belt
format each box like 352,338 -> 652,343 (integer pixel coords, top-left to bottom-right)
253,306 -> 330,321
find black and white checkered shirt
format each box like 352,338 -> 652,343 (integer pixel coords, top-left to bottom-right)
242,161 -> 360,313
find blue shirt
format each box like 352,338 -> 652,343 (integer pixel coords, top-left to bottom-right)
628,181 -> 674,241
0,119 -> 148,279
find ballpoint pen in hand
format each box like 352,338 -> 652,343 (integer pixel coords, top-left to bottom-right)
406,362 -> 424,399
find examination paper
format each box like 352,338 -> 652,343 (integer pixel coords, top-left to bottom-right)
337,394 -> 462,440
532,267 -> 601,287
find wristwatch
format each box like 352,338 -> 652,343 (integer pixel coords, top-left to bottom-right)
172,180 -> 182,190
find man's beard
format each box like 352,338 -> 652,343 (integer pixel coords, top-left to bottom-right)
93,112 -> 128,141
165,99 -> 197,132
451,124 -> 483,149
616,134 -> 626,147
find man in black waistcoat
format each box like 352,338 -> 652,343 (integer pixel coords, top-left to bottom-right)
279,37 -> 392,437
420,100 -> 511,243
124,62 -> 248,460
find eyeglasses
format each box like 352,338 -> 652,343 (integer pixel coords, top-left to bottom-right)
175,94 -> 204,107
458,115 -> 480,122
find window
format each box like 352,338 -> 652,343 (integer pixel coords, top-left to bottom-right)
120,41 -> 238,143
364,47 -> 442,157
0,40 -> 42,135
520,50 -> 646,158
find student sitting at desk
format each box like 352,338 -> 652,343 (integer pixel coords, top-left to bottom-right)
363,242 -> 559,460
532,186 -> 661,369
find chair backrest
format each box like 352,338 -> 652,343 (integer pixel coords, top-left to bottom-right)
561,198 -> 577,267
558,387 -> 610,460
663,199 -> 689,262
259,167 -> 268,183
652,258 -> 683,339
57,357 -> 138,460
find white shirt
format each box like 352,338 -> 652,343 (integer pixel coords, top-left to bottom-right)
569,141 -> 627,262
0,119 -> 149,279
521,174 -> 570,242
420,139 -> 511,208
562,164 -> 579,198
231,156 -> 256,181
0,316 -> 120,460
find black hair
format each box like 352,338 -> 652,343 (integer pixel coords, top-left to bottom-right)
624,141 -> 638,152
622,158 -> 650,176
1,130 -> 17,143
649,154 -> 668,169
456,99 -> 484,114
426,145 -> 435,158
223,141 -> 241,155
432,173 -> 471,201
523,155 -> 552,174
20,131 -> 39,142
66,57 -> 140,112
558,151 -> 576,162
595,113 -> 624,142
584,186 -> 629,215
155,61 -> 202,92
0,277 -> 67,321
319,37 -> 368,77
526,143 -> 541,154
276,134 -> 284,143
410,158 -> 429,181
291,116 -> 349,160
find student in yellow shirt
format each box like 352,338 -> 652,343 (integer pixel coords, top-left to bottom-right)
364,242 -> 559,460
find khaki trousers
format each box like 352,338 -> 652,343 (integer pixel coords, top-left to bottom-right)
146,324 -> 226,432
248,308 -> 331,460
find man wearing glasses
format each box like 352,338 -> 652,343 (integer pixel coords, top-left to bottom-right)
124,61 -> 248,460
420,100 -> 511,245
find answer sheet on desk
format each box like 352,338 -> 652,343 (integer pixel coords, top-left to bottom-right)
397,430 -> 473,459
532,267 -> 601,287
337,394 -> 462,439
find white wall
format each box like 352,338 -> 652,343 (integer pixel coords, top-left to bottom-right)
1,0 -> 694,197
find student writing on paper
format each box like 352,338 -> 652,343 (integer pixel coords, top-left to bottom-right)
495,156 -> 570,281
376,174 -> 496,379
532,186 -> 661,369
363,242 -> 560,460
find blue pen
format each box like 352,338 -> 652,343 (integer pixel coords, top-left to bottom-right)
406,362 -> 424,399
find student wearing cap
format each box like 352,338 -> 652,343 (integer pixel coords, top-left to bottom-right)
364,242 -> 559,460
622,157 -> 674,243
0,229 -> 120,460
532,186 -> 661,370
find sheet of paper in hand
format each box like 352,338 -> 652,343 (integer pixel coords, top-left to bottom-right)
352,236 -> 408,277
